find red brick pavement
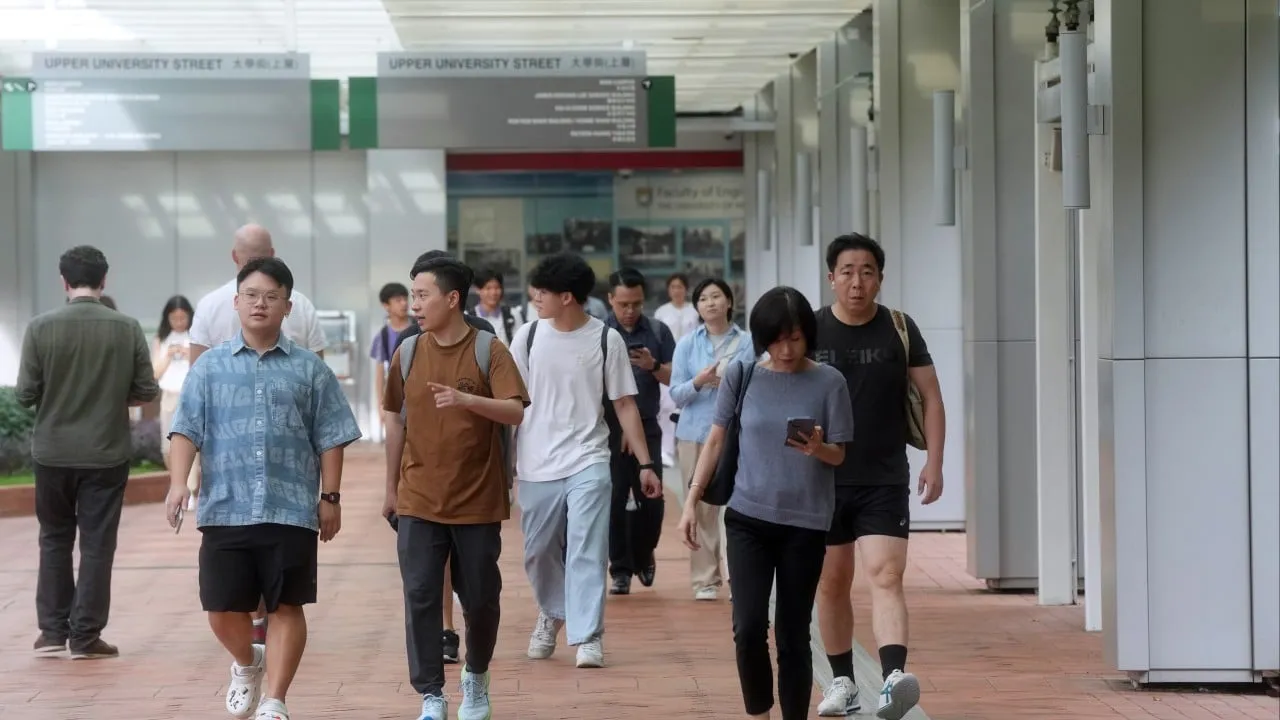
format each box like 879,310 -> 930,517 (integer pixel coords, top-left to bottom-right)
0,444 -> 1274,719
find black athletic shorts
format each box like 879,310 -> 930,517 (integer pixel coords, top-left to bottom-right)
825,485 -> 911,546
199,524 -> 319,613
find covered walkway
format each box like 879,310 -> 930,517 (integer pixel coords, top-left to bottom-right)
0,446 -> 1272,719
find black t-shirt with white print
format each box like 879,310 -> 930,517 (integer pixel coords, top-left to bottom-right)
812,304 -> 932,486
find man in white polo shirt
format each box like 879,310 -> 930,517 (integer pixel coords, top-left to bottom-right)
187,222 -> 328,648
189,224 -> 327,363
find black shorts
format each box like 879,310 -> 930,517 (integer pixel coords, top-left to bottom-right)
199,524 -> 319,613
826,485 -> 911,546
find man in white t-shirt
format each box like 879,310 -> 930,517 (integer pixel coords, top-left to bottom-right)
185,223 -> 327,648
510,252 -> 662,670
189,224 -> 327,364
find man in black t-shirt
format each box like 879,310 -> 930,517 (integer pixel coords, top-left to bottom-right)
811,234 -> 946,720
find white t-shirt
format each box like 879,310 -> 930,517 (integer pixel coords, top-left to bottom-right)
189,278 -> 327,352
155,330 -> 191,393
510,317 -> 638,483
654,301 -> 700,341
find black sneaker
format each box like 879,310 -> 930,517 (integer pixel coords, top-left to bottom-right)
637,564 -> 656,588
441,629 -> 460,664
70,638 -> 119,660
609,574 -> 632,595
33,634 -> 66,656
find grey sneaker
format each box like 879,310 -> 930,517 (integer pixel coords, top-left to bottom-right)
70,637 -> 119,660
527,611 -> 563,659
417,693 -> 448,720
458,668 -> 491,720
33,634 -> 66,656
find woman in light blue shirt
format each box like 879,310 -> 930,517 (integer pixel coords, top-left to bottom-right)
669,277 -> 756,601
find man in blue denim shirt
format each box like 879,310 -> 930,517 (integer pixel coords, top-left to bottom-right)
164,257 -> 362,720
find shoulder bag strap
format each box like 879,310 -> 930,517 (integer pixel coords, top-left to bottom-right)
890,309 -> 911,368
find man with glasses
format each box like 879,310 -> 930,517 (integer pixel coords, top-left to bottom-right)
188,223 -> 329,646
165,257 -> 361,720
603,268 -> 676,596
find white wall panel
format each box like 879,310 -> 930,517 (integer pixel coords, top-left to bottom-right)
1248,359 -> 1280,670
1141,2 -> 1248,359
0,147 -> 24,385
33,154 -> 178,321
175,153 -> 318,299
312,151 -> 370,312
1145,358 -> 1252,669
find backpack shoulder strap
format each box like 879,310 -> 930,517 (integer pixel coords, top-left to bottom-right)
399,333 -> 419,383
600,324 -> 612,410
890,308 -> 910,358
525,319 -> 538,357
473,330 -> 495,381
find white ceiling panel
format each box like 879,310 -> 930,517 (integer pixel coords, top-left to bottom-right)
0,0 -> 869,112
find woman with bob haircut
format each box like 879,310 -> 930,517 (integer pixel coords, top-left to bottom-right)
678,285 -> 854,720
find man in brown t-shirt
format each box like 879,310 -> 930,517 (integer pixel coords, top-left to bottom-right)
382,256 -> 529,720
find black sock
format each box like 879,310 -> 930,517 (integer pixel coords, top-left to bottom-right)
828,651 -> 855,681
879,645 -> 908,680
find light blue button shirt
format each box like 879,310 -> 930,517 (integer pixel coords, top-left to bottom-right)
669,324 -> 757,444
170,332 -> 363,532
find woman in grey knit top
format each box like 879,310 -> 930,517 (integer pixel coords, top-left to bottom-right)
678,286 -> 854,720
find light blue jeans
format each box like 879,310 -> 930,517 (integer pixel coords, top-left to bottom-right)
518,462 -> 611,646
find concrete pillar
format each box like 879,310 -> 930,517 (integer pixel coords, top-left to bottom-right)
873,0 -> 966,528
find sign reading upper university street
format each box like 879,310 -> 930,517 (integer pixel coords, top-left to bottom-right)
349,50 -> 676,150
0,52 -> 341,152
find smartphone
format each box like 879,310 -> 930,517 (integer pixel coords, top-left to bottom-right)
786,417 -> 816,445
386,512 -> 400,532
173,505 -> 185,534
627,341 -> 647,354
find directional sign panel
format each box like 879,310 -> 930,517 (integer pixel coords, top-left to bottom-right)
348,51 -> 676,150
1,53 -> 340,152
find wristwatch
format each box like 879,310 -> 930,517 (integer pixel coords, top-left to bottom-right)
320,492 -> 341,505
638,463 -> 656,471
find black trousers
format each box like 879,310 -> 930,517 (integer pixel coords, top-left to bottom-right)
724,508 -> 826,720
396,516 -> 502,696
33,462 -> 129,647
608,427 -> 665,579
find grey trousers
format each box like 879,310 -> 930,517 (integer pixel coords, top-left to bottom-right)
33,462 -> 129,647
397,516 -> 502,696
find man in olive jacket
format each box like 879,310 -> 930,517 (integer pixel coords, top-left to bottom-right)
16,245 -> 159,660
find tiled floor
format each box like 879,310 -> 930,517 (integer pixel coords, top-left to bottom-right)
0,444 -> 1274,719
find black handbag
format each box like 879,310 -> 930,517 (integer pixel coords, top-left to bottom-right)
701,361 -> 756,506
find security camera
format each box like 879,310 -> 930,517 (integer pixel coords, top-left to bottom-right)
617,168 -> 633,179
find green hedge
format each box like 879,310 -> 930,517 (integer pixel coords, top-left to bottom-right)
0,386 -> 162,474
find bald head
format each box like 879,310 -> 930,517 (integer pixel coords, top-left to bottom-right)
231,224 -> 275,270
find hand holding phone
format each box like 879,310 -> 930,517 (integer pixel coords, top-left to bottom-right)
785,417 -> 817,446
173,505 -> 184,534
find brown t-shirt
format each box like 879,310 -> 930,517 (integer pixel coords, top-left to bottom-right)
383,327 -> 530,524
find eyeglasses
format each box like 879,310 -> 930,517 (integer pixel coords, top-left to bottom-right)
238,290 -> 285,306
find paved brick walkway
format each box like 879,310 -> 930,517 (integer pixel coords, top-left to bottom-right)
0,444 -> 1275,719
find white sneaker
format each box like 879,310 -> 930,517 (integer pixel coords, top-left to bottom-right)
817,675 -> 861,716
527,611 -> 563,660
255,698 -> 289,720
694,587 -> 718,602
416,693 -> 448,720
225,644 -> 265,719
575,637 -> 604,668
875,669 -> 921,720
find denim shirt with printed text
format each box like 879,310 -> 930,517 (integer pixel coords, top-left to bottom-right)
169,332 -> 363,532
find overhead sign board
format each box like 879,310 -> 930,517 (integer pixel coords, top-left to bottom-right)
0,52 -> 340,152
348,51 -> 676,150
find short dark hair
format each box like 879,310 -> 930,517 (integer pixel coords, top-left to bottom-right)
98,295 -> 117,310
529,252 -> 596,305
666,272 -> 690,290
59,245 -> 109,290
690,277 -> 734,323
409,250 -> 453,279
412,257 -> 473,307
237,256 -> 294,298
473,268 -> 504,290
748,286 -> 817,356
608,267 -> 647,294
825,233 -> 886,274
378,282 -> 409,304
